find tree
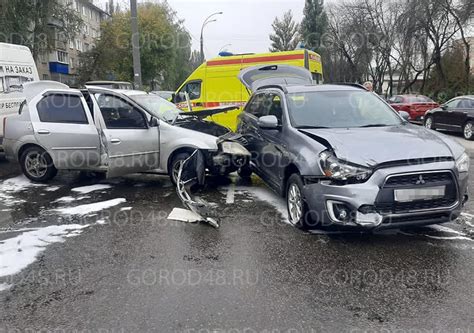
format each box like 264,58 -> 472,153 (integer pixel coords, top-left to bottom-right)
269,10 -> 300,52
300,0 -> 328,52
0,0 -> 83,60
77,2 -> 192,90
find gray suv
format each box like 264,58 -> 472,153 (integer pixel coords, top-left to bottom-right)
237,65 -> 469,230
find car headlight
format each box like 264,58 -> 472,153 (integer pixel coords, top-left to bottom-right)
456,152 -> 470,173
319,151 -> 373,183
220,141 -> 251,157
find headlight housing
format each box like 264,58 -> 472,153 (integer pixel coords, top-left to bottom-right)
456,152 -> 470,173
220,141 -> 251,157
319,151 -> 373,183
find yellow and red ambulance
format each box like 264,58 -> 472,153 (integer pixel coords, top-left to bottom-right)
174,49 -> 323,130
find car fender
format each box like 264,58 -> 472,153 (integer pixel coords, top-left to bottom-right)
158,122 -> 219,173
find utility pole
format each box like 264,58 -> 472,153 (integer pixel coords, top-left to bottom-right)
130,0 -> 142,88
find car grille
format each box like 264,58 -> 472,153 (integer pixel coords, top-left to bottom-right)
375,171 -> 458,214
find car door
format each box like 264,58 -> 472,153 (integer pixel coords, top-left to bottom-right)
454,98 -> 474,129
258,92 -> 289,190
28,89 -> 101,170
437,99 -> 461,131
92,91 -> 160,178
238,93 -> 269,177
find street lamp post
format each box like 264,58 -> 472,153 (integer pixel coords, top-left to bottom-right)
200,12 -> 223,63
130,0 -> 142,88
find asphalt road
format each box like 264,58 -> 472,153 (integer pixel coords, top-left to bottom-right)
0,131 -> 474,333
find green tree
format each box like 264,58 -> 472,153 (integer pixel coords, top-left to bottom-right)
78,2 -> 192,90
300,0 -> 328,52
0,0 -> 83,60
269,10 -> 300,52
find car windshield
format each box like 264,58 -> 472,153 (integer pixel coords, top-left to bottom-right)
287,90 -> 403,129
128,94 -> 180,123
406,96 -> 434,103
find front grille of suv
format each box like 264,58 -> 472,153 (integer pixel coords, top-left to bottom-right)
375,171 -> 458,214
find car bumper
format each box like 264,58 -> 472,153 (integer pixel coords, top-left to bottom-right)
301,162 -> 468,230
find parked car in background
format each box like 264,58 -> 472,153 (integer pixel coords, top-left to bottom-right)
237,65 -> 469,230
3,81 -> 249,184
0,42 -> 39,151
388,94 -> 439,123
424,96 -> 474,140
86,81 -> 134,90
151,90 -> 174,100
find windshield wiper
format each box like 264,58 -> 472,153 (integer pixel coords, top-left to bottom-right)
359,124 -> 390,128
296,126 -> 330,129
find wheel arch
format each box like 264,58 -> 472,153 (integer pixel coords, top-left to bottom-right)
282,163 -> 300,196
18,143 -> 49,161
167,147 -> 199,173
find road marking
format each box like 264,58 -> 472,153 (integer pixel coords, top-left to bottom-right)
226,184 -> 235,204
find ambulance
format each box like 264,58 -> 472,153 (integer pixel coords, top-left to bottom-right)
173,49 -> 323,130
0,43 -> 39,149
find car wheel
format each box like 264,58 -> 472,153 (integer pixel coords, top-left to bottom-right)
286,174 -> 312,230
169,152 -> 191,185
238,164 -> 252,178
20,146 -> 57,183
424,116 -> 434,130
463,121 -> 474,140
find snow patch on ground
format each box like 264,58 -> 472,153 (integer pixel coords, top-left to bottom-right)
55,198 -> 126,216
44,186 -> 61,192
53,196 -> 90,203
120,207 -> 132,211
71,184 -> 112,194
0,224 -> 88,278
0,176 -> 46,206
0,283 -> 12,292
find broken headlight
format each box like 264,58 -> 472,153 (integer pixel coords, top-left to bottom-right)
319,151 -> 372,183
220,141 -> 251,157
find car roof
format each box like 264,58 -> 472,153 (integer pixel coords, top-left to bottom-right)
280,84 -> 368,94
85,86 -> 147,96
86,81 -> 132,85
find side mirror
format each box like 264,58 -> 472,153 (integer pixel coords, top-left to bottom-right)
258,115 -> 279,130
399,111 -> 410,121
171,93 -> 177,103
149,117 -> 159,127
441,105 -> 447,110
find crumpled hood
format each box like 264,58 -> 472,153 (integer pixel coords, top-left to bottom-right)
300,125 -> 464,167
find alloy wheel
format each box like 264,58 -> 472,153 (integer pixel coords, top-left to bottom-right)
464,122 -> 473,139
288,183 -> 303,224
425,117 -> 433,129
25,152 -> 48,178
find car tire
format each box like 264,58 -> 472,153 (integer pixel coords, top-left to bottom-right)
20,146 -> 57,183
286,174 -> 312,230
424,116 -> 434,130
238,164 -> 252,178
463,121 -> 474,140
169,152 -> 191,185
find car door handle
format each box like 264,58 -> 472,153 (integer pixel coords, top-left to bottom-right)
110,138 -> 121,144
37,130 -> 50,135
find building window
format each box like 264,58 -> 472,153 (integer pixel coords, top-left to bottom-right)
43,74 -> 49,80
69,40 -> 74,49
57,50 -> 68,64
70,57 -> 75,69
75,40 -> 82,52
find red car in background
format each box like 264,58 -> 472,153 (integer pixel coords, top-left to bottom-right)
388,95 -> 439,123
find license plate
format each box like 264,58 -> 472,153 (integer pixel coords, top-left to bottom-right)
394,186 -> 445,203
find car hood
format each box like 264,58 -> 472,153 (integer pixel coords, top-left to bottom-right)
299,125 -> 464,167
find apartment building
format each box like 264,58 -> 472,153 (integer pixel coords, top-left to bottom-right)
36,0 -> 109,85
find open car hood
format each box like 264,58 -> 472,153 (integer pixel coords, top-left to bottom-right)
238,64 -> 313,93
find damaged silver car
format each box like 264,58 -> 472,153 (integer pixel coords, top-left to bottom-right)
2,81 -> 249,183
237,65 -> 469,230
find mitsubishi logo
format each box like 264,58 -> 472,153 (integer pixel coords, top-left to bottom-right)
416,175 -> 426,185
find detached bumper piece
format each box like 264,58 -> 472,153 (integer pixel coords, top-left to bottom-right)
174,150 -> 219,229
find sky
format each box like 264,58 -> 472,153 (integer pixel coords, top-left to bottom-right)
96,0 -> 309,59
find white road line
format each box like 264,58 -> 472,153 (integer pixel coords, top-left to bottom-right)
226,184 -> 235,204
